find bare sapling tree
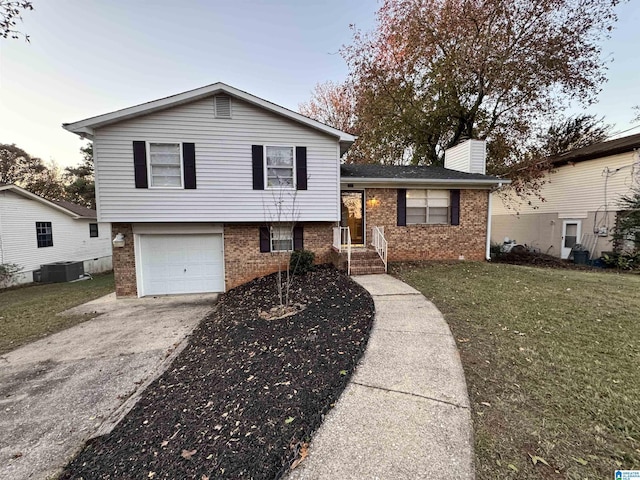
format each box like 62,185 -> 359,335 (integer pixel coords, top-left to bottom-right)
262,150 -> 303,313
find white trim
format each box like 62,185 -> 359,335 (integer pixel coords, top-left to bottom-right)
264,145 -> 296,190
270,225 -> 294,252
561,220 -> 582,259
486,192 -> 492,260
405,189 -> 451,225
63,82 -> 356,147
147,141 -> 184,189
132,223 -> 223,235
558,212 -> 589,219
340,177 -> 509,188
134,233 -> 143,297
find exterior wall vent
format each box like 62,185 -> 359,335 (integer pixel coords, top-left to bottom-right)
214,95 -> 232,119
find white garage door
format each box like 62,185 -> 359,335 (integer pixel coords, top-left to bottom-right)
138,234 -> 224,296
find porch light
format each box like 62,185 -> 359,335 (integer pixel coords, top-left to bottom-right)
112,233 -> 125,248
367,196 -> 380,208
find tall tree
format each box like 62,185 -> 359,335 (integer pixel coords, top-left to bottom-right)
0,143 -> 65,200
540,115 -> 611,157
0,0 -> 33,41
64,142 -> 95,209
299,81 -> 358,134
305,0 -> 621,194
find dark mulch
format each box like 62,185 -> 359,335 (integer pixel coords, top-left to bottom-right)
59,266 -> 375,480
492,251 -> 592,269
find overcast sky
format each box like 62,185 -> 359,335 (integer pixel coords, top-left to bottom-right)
0,0 -> 639,168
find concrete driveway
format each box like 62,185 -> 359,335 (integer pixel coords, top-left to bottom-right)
0,293 -> 217,480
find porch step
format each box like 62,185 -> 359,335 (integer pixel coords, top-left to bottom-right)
349,247 -> 386,275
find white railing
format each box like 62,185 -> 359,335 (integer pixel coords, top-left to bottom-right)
332,226 -> 352,275
371,226 -> 388,272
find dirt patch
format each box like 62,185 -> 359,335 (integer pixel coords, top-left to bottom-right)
492,251 -> 591,269
59,266 -> 375,480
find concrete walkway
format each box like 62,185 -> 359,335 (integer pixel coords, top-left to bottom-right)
288,274 -> 474,480
0,293 -> 217,480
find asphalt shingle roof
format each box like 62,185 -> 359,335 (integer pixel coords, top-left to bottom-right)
340,164 -> 503,181
551,132 -> 640,165
51,200 -> 96,218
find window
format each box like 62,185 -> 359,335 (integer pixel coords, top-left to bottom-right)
406,190 -> 450,225
271,225 -> 293,252
266,146 -> 294,188
149,142 -> 182,187
89,223 -> 99,238
36,222 -> 53,248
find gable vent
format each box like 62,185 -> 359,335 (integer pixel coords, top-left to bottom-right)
214,95 -> 232,118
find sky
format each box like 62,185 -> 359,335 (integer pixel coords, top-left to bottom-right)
0,0 -> 639,169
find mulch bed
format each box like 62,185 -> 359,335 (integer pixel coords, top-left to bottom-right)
59,266 -> 375,480
491,251 -> 593,269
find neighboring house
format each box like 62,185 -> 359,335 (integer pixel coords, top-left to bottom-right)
0,184 -> 112,285
492,133 -> 640,259
63,83 -> 506,297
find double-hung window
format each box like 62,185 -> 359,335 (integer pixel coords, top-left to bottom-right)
270,225 -> 293,252
406,190 -> 450,225
36,222 -> 53,247
89,223 -> 99,238
266,146 -> 294,188
149,142 -> 182,187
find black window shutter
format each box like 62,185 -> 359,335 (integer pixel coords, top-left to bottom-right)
259,226 -> 270,252
132,141 -> 148,189
293,225 -> 304,250
451,189 -> 461,225
295,147 -> 307,190
397,189 -> 407,226
183,143 -> 196,189
252,145 -> 264,190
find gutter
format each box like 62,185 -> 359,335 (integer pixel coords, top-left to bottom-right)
341,177 -> 510,187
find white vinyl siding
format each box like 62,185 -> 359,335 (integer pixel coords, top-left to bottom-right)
492,152 -> 639,217
0,191 -> 112,282
148,142 -> 183,188
406,190 -> 450,225
93,96 -> 340,223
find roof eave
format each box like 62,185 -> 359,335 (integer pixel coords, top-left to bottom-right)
0,184 -> 87,218
62,82 -> 356,143
340,177 -> 510,187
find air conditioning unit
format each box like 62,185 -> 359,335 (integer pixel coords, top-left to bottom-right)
40,261 -> 84,283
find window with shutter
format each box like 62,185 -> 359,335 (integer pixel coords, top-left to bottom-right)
406,189 -> 451,225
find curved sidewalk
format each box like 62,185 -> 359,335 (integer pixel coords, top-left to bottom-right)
288,274 -> 474,480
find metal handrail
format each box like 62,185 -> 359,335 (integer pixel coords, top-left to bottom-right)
332,226 -> 352,275
371,226 -> 388,272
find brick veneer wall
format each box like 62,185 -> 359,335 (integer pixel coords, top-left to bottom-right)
111,223 -> 138,297
364,188 -> 489,261
224,222 -> 335,290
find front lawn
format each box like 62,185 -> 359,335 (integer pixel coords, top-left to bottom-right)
392,262 -> 640,479
0,273 -> 115,355
59,266 -> 375,479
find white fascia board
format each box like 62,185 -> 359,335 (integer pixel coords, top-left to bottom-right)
0,185 -> 84,219
62,82 -> 357,145
340,177 -> 510,188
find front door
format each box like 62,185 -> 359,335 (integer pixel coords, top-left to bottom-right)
341,191 -> 364,245
561,220 -> 582,259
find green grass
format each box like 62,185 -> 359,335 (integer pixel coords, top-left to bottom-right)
392,262 -> 640,480
0,273 -> 114,355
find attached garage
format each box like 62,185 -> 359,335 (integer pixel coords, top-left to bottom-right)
134,224 -> 225,296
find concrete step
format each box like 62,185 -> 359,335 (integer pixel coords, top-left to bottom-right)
350,265 -> 386,275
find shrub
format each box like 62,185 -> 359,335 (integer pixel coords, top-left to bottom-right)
289,249 -> 315,275
0,263 -> 23,288
601,251 -> 640,270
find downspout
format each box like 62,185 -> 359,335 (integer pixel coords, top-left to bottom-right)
486,182 -> 502,260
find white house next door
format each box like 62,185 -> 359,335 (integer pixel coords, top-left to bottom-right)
561,220 -> 582,259
137,234 -> 224,296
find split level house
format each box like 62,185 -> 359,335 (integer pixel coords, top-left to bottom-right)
0,184 -> 112,285
63,83 -> 507,298
492,133 -> 640,259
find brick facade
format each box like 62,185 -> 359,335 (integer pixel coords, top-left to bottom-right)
224,222 -> 335,290
111,223 -> 138,297
363,188 -> 488,261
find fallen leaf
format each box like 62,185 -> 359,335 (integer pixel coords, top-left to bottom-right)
11,452 -> 23,459
339,370 -> 348,376
572,456 -> 588,465
480,402 -> 491,407
529,454 -> 549,466
290,443 -> 309,470
148,472 -> 156,479
284,417 -> 295,424
160,440 -> 169,447
201,476 -> 209,480
508,464 -> 518,472
181,449 -> 197,460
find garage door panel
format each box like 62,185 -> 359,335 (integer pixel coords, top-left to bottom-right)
139,234 -> 224,296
